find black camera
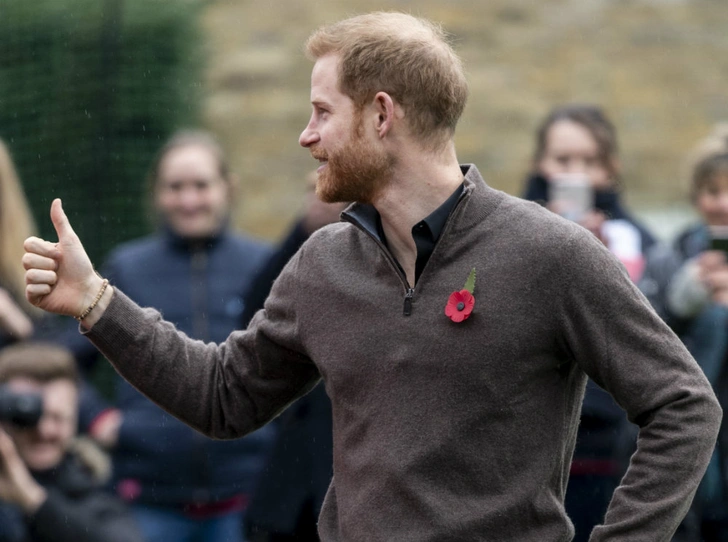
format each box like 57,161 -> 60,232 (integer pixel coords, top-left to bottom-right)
0,385 -> 43,428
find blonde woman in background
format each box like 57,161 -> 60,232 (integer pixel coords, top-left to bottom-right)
0,139 -> 37,346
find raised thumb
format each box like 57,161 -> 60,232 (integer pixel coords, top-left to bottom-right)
50,198 -> 77,242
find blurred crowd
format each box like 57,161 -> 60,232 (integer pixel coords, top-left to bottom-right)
1,103 -> 727,542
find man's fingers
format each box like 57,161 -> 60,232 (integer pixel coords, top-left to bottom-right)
23,237 -> 61,260
22,252 -> 57,272
25,283 -> 52,305
49,198 -> 78,244
25,269 -> 57,286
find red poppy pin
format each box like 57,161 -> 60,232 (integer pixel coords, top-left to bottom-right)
445,268 -> 476,323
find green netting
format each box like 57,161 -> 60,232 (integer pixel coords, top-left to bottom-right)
0,0 -> 202,264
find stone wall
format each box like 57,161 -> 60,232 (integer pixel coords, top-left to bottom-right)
200,0 -> 728,240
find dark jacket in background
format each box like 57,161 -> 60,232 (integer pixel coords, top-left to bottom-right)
242,220 -> 334,540
61,227 -> 276,506
0,440 -> 143,542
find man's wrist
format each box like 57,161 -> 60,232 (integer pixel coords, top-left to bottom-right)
79,283 -> 114,330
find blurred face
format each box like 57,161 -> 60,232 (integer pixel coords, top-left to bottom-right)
299,54 -> 393,204
538,120 -> 613,190
154,144 -> 231,239
2,378 -> 78,472
696,173 -> 728,228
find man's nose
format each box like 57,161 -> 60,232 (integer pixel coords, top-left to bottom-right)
299,119 -> 319,148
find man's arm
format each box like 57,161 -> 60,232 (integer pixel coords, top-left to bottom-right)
83,277 -> 320,439
23,199 -> 319,440
556,230 -> 722,541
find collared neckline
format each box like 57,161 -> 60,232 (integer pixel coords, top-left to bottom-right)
343,171 -> 466,284
343,164 -> 504,244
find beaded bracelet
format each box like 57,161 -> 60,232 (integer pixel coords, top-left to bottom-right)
75,279 -> 109,321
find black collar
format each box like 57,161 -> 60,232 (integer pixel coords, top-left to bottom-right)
342,172 -> 466,284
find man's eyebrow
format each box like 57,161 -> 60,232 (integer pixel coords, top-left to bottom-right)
311,99 -> 333,109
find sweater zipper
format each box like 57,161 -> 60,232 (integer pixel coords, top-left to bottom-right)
341,214 -> 415,316
403,287 -> 415,316
341,186 -> 469,317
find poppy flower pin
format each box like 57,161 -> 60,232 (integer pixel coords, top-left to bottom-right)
445,268 -> 476,323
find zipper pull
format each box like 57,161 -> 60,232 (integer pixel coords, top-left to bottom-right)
403,288 -> 415,316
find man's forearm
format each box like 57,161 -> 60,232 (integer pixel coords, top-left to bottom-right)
83,288 -> 319,440
590,389 -> 721,541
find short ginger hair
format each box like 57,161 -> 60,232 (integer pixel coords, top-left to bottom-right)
305,12 -> 469,148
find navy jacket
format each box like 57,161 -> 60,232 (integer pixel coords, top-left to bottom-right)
65,227 -> 276,505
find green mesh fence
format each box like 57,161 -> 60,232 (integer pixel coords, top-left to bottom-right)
0,0 -> 202,265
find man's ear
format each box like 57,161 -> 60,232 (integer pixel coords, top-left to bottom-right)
373,92 -> 396,138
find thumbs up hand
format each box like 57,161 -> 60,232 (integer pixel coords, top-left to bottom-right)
22,199 -> 107,321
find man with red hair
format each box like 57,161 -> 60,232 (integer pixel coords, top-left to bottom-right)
23,12 -> 721,542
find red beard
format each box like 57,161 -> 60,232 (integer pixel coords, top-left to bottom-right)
311,117 -> 394,204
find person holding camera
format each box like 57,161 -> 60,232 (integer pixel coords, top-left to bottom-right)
639,124 -> 728,541
521,104 -> 657,542
522,104 -> 656,283
0,342 -> 142,542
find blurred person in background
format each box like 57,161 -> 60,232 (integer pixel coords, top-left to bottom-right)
0,342 -> 142,542
0,139 -> 38,347
639,124 -> 728,542
242,174 -> 345,542
523,103 -> 656,282
522,104 -> 656,541
60,130 -> 276,542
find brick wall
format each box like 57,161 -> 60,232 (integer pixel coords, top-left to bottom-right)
200,0 -> 728,240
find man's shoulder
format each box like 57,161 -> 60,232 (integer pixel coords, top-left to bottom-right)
478,190 -> 626,283
300,221 -> 360,253
481,188 -> 587,246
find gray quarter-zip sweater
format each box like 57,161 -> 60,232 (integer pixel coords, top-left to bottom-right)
85,164 -> 721,542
